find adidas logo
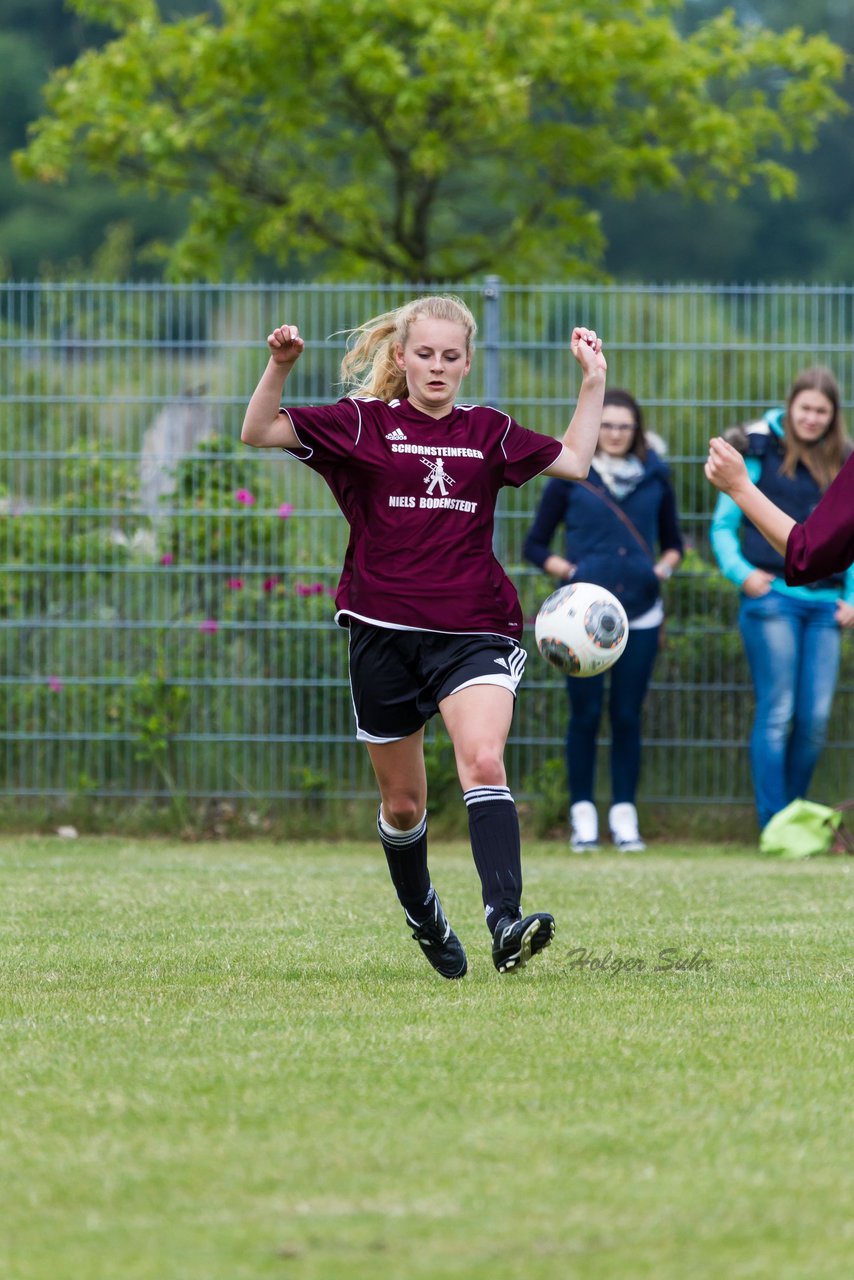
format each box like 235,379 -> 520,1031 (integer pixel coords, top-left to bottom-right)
493,657 -> 509,670
385,428 -> 407,441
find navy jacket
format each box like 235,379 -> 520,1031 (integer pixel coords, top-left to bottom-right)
523,453 -> 684,620
741,426 -> 844,590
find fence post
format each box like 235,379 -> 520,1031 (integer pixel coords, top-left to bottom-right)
482,275 -> 501,407
483,276 -> 504,557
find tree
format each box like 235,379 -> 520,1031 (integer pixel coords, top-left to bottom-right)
14,0 -> 848,281
594,0 -> 854,283
0,0 -> 199,279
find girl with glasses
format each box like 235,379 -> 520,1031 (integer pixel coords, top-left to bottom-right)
523,389 -> 683,853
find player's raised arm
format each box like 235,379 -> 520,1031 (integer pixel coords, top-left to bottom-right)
544,327 -> 607,479
241,325 -> 305,449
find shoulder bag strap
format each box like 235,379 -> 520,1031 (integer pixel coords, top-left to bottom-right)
573,478 -> 655,562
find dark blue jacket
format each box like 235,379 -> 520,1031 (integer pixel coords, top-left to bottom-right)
710,408 -> 854,602
523,452 -> 684,620
742,427 -> 844,589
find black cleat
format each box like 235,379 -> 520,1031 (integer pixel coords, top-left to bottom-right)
405,893 -> 467,979
492,913 -> 555,974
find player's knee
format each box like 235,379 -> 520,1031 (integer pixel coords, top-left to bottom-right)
382,795 -> 424,831
463,745 -> 505,788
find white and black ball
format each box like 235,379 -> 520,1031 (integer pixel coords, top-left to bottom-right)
534,582 -> 629,677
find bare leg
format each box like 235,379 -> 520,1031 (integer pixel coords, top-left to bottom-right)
438,683 -> 514,790
440,682 -> 554,971
366,728 -> 466,979
365,727 -> 427,830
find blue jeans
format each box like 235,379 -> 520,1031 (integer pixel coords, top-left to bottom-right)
739,591 -> 840,829
566,624 -> 660,807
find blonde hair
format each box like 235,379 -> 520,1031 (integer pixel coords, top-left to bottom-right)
781,366 -> 849,490
339,295 -> 477,401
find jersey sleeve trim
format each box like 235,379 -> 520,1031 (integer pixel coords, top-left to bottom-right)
498,411 -> 514,459
529,439 -> 565,478
281,397 -> 363,459
278,409 -> 312,460
351,398 -> 363,449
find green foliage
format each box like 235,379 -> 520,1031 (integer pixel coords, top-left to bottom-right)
0,420 -> 353,813
130,671 -> 190,802
521,756 -> 568,838
14,0 -> 847,281
163,434 -> 287,564
599,0 -> 854,281
0,440 -> 141,617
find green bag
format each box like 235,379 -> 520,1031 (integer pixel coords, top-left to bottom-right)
759,799 -> 842,859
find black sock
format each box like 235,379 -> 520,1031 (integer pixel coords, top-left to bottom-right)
465,786 -> 522,934
377,807 -> 433,921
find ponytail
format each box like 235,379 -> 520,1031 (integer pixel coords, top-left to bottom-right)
340,295 -> 477,401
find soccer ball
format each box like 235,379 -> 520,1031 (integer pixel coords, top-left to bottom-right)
534,582 -> 629,677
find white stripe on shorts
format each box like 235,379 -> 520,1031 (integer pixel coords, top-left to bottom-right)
448,673 -> 520,698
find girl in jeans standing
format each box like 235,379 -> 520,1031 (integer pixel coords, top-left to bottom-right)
524,390 -> 684,852
710,367 -> 854,832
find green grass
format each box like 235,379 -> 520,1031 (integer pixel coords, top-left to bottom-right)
1,837 -> 851,1280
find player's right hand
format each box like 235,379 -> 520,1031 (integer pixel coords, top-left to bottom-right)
705,436 -> 748,495
267,325 -> 305,365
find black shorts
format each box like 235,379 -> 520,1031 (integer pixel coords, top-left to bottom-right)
347,621 -> 528,743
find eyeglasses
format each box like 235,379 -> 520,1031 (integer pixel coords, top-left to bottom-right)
600,421 -> 636,433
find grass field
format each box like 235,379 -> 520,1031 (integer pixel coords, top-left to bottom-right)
1,836 -> 851,1280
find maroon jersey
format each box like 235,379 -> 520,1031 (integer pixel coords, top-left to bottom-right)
785,448 -> 854,584
283,395 -> 563,637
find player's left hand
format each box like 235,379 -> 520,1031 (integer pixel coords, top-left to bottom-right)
570,327 -> 606,378
835,599 -> 854,629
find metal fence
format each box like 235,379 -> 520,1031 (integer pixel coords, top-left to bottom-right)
1,280 -> 852,809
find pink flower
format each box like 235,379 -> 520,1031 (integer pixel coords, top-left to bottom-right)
325,586 -> 337,597
47,676 -> 63,692
263,576 -> 280,592
199,619 -> 218,633
295,582 -> 325,597
160,553 -> 174,566
226,578 -> 244,590
235,489 -> 255,506
278,503 -> 294,519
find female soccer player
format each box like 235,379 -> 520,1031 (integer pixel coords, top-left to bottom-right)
241,295 -> 606,977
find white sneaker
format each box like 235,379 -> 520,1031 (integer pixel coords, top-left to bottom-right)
570,801 -> 600,853
609,803 -> 646,852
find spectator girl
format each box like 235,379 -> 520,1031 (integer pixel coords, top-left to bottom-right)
709,367 -> 854,832
523,389 -> 683,853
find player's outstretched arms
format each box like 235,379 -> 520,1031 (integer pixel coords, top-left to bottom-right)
545,327 -> 607,479
241,325 -> 305,449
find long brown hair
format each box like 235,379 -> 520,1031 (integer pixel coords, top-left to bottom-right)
339,295 -> 477,402
781,366 -> 848,490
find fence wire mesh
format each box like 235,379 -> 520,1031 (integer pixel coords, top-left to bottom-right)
1,280 -> 852,806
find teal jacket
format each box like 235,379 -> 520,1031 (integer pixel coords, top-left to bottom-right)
710,408 -> 854,605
